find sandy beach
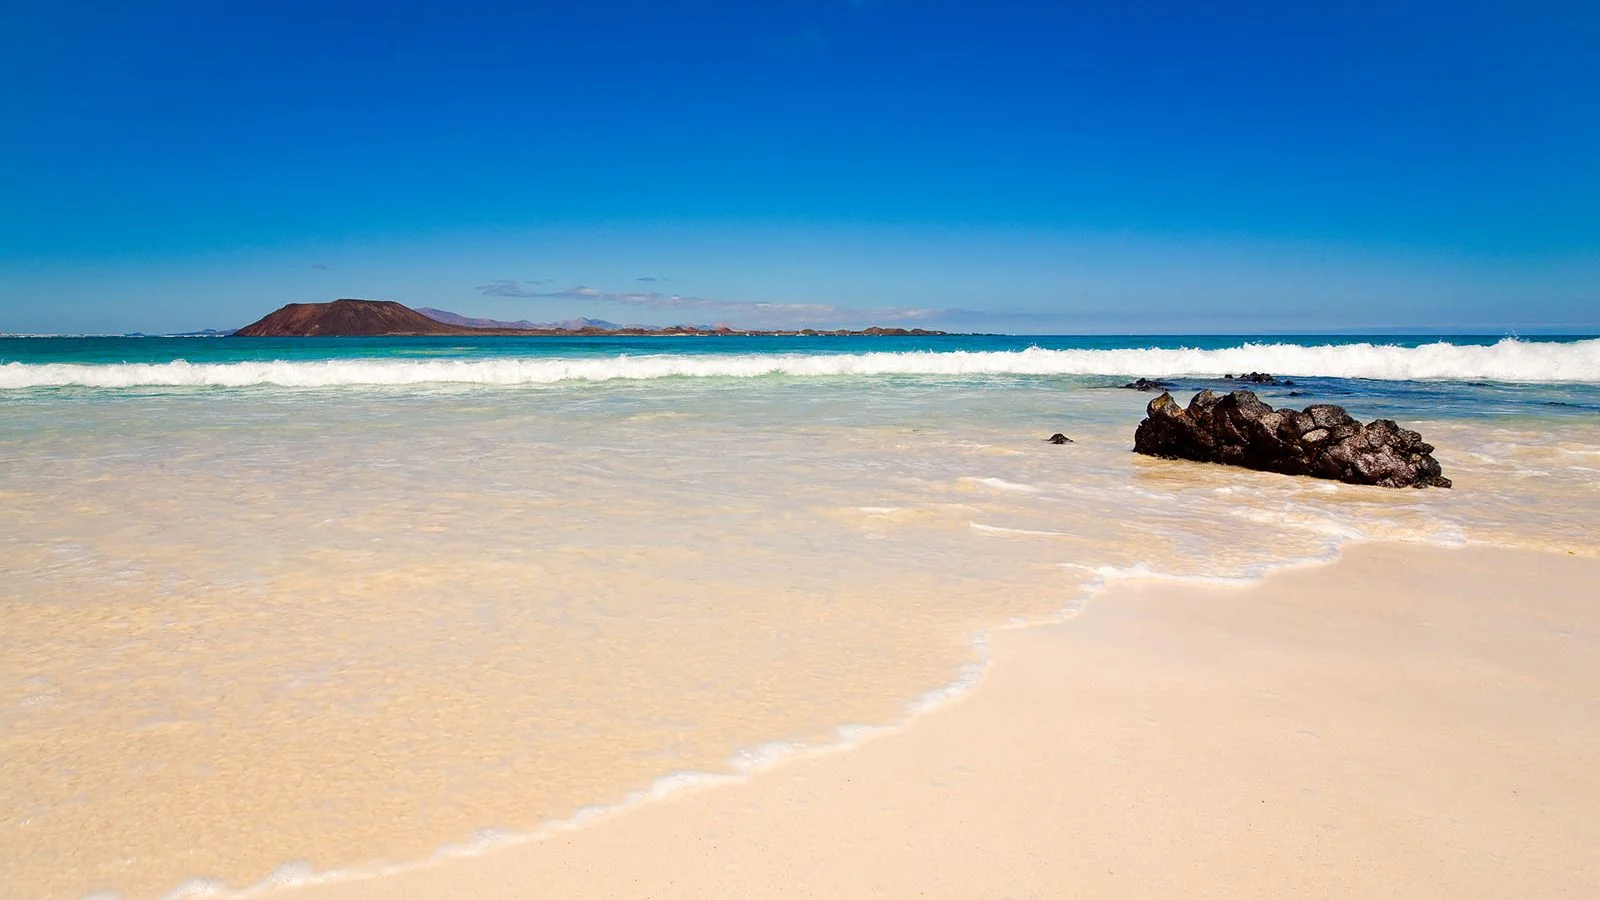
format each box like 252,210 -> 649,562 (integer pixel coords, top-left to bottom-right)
289,542 -> 1600,899
11,365 -> 1597,899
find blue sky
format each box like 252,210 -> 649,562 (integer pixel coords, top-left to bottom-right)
2,0 -> 1596,333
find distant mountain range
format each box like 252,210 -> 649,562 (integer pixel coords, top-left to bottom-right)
232,299 -> 947,338
416,308 -> 624,331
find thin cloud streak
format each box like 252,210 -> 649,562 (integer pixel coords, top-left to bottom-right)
477,279 -> 548,296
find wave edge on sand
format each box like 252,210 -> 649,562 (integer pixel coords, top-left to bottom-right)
167,531 -> 1445,900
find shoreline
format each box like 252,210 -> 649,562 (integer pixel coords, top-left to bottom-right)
280,540 -> 1600,899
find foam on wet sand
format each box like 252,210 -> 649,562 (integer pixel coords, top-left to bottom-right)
289,543 -> 1600,899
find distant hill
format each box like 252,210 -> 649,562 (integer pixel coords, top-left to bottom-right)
416,308 -> 622,331
235,299 -> 490,336
232,298 -> 947,337
557,317 -> 623,331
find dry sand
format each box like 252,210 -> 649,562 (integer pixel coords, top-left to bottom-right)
291,542 -> 1600,899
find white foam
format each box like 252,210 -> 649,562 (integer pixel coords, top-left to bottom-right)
1087,561 -> 1270,587
160,637 -> 997,900
1054,552 -> 1343,589
5,337 -> 1599,389
970,522 -> 1071,536
961,477 -> 1043,494
136,526 -> 1431,900
728,741 -> 806,774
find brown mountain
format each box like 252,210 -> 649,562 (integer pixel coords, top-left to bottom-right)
234,299 -> 508,336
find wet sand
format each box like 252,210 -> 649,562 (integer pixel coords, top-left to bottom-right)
293,542 -> 1600,899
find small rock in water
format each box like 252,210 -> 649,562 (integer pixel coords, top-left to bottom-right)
1226,371 -> 1280,385
1121,377 -> 1172,391
1046,433 -> 1074,444
1132,389 -> 1451,488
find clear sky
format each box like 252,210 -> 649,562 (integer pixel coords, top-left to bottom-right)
2,0 -> 1596,334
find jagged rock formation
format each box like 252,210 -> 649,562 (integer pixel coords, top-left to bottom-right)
1133,390 -> 1451,488
1045,433 -> 1074,444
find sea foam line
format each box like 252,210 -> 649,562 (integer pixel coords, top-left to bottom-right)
4,338 -> 1600,389
154,638 -> 997,900
148,527 -> 1471,900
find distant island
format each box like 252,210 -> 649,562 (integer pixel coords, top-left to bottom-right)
232,299 -> 947,337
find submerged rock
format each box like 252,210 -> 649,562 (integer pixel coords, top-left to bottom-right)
1121,378 -> 1172,391
1046,433 -> 1074,444
1133,390 -> 1451,488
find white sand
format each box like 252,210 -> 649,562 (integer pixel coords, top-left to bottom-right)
292,542 -> 1600,899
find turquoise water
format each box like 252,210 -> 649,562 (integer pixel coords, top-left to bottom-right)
4,334 -> 1599,419
4,332 -> 1599,364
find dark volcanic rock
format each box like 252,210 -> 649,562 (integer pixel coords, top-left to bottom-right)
1046,433 -> 1074,444
1226,371 -> 1281,385
1133,390 -> 1451,488
1121,378 -> 1172,391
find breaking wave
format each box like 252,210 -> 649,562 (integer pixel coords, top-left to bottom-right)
3,338 -> 1598,389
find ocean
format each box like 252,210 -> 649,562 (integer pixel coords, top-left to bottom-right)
3,334 -> 1598,898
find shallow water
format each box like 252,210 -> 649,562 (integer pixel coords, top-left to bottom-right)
1,337 -> 1597,898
